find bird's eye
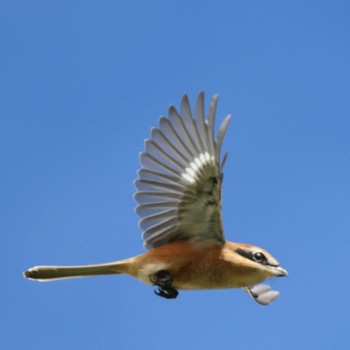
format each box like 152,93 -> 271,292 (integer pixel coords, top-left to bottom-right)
253,252 -> 266,263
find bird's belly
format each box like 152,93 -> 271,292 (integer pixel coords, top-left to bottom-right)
171,260 -> 250,290
135,261 -> 240,290
133,241 -> 263,291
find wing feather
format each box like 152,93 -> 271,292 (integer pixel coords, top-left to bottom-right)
134,92 -> 231,250
168,106 -> 199,157
181,95 -> 206,154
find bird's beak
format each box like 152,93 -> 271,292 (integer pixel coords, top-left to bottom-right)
271,266 -> 288,277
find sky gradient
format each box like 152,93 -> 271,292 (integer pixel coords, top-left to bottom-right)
2,1 -> 350,349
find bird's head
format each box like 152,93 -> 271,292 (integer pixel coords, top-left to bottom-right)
234,243 -> 287,277
224,242 -> 288,286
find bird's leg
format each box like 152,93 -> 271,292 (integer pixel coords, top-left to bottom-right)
149,270 -> 179,299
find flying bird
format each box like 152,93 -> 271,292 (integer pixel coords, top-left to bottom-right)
24,92 -> 287,305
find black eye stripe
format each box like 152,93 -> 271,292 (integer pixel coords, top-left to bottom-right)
235,248 -> 253,260
235,249 -> 268,265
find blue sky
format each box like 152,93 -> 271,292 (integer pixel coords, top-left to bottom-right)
2,1 -> 350,349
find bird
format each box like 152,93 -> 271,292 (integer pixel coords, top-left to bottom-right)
24,92 -> 287,305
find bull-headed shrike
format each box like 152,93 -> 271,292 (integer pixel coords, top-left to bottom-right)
24,92 -> 287,305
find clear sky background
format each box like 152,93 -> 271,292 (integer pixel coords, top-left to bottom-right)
2,1 -> 350,349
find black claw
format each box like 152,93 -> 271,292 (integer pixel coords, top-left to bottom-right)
154,286 -> 179,299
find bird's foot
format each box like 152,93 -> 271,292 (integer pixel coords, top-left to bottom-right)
150,270 -> 179,299
154,286 -> 179,299
244,284 -> 280,305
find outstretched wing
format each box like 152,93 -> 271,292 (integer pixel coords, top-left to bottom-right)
134,92 -> 231,250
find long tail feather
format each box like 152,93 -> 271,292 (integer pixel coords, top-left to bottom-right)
23,259 -> 131,282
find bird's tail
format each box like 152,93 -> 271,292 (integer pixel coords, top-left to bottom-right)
23,258 -> 133,282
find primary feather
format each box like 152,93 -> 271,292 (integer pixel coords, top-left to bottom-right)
134,92 -> 231,250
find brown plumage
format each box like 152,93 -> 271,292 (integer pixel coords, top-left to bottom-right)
24,92 -> 287,305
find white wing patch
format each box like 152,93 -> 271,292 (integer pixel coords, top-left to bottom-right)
134,92 -> 231,250
182,152 -> 215,184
